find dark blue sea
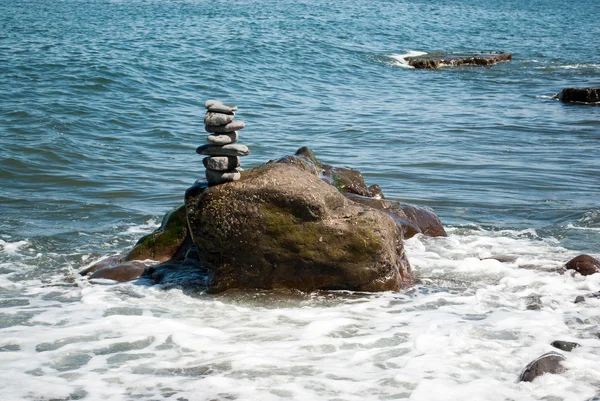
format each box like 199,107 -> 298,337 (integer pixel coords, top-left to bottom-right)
1,0 -> 599,400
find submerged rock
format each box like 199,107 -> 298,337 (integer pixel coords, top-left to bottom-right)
551,340 -> 580,352
405,52 -> 512,69
185,161 -> 413,294
566,254 -> 600,276
518,352 -> 566,382
557,88 -> 600,104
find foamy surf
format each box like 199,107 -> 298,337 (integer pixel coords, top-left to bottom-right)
390,51 -> 428,68
2,227 -> 600,401
0,239 -> 29,255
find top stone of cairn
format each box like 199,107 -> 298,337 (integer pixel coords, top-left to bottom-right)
205,100 -> 238,114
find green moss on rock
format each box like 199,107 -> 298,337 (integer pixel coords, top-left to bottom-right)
185,161 -> 412,293
126,203 -> 189,263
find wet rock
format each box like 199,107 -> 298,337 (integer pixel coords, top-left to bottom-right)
586,395 -> 600,401
345,193 -> 446,239
185,161 -> 413,294
525,294 -> 543,310
566,254 -> 600,276
518,352 -> 567,382
184,247 -> 200,261
196,144 -> 250,157
89,263 -> 145,282
143,262 -> 209,288
204,121 -> 245,134
207,132 -> 238,145
125,204 -> 190,263
79,253 -> 128,276
368,184 -> 384,199
291,147 -> 446,239
557,88 -> 600,104
204,112 -> 234,126
551,340 -> 580,352
203,156 -> 240,171
406,52 -> 512,69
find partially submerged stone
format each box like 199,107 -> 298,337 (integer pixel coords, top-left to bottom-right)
89,263 -> 145,282
566,254 -> 600,276
185,161 -> 413,294
551,340 -> 580,352
406,52 -> 512,69
518,352 -> 566,382
557,88 -> 600,104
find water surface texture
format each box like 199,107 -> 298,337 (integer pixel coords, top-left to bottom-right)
0,0 -> 599,400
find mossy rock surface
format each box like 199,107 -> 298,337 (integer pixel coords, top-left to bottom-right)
125,203 -> 190,263
186,162 -> 412,293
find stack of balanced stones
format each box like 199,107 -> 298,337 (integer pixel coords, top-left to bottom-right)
196,100 -> 250,186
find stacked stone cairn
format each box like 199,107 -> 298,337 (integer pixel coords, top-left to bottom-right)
196,100 -> 249,186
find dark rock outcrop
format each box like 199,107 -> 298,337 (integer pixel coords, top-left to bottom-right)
185,160 -> 413,294
518,352 -> 567,382
405,52 -> 512,69
566,254 -> 600,276
557,88 -> 600,104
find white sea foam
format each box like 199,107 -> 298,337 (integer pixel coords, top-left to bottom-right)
390,51 -> 428,68
0,239 -> 29,255
566,223 -> 600,232
1,229 -> 600,400
125,218 -> 160,234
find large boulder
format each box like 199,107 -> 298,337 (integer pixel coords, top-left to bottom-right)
405,52 -> 512,69
557,88 -> 600,104
185,161 -> 413,293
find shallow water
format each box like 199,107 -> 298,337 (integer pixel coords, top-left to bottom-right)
1,0 -> 599,399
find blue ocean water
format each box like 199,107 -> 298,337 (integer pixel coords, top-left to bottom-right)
0,1 -> 599,400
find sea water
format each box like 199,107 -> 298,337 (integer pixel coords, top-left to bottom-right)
0,0 -> 599,399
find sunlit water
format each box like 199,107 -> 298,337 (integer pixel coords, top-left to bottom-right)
1,0 -> 599,399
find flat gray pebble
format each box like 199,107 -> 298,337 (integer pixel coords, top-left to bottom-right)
205,121 -> 245,133
203,156 -> 240,171
206,168 -> 241,185
204,112 -> 234,126
196,144 -> 250,157
207,132 -> 238,145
